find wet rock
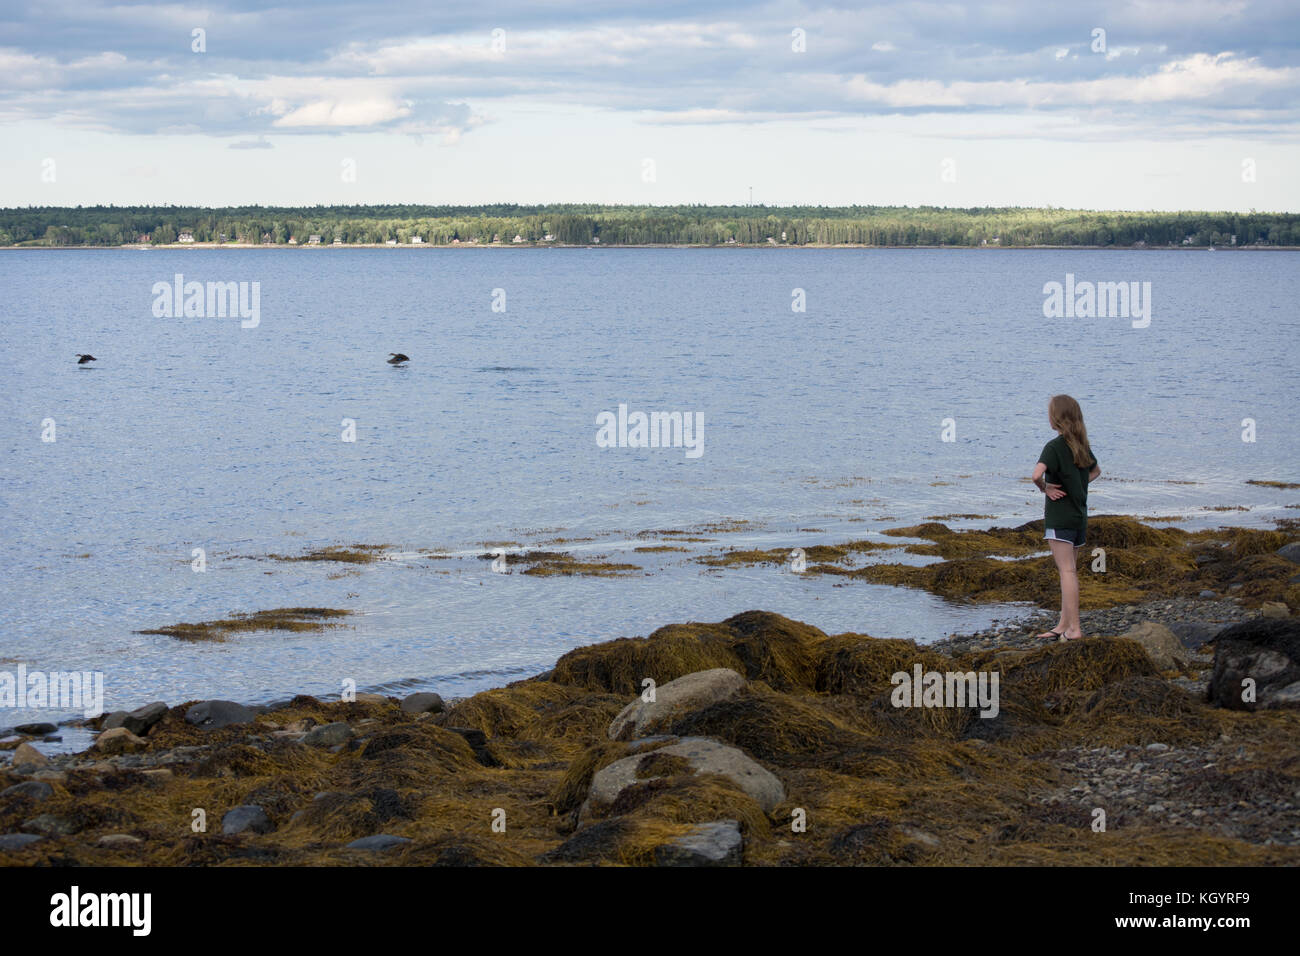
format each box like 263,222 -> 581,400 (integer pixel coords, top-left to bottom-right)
122,702 -> 169,736
608,668 -> 747,740
1121,622 -> 1188,671
653,820 -> 743,867
0,833 -> 43,851
1,781 -> 54,802
400,692 -> 445,715
185,700 -> 257,730
1277,542 -> 1300,564
102,711 -> 130,730
1198,590 -> 1217,599
222,805 -> 274,836
346,834 -> 411,851
13,723 -> 56,736
1207,618 -> 1300,710
92,727 -> 146,754
582,735 -> 785,820
302,721 -> 353,747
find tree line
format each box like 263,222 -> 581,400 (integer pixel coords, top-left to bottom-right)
1,204 -> 1295,247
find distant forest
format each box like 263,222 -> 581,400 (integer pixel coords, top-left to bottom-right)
2,204 -> 1296,248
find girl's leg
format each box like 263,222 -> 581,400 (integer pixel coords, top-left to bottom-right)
1048,539 -> 1082,639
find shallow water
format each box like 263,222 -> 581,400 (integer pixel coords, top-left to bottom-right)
1,247 -> 1297,734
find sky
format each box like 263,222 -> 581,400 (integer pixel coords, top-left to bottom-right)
1,0 -> 1297,211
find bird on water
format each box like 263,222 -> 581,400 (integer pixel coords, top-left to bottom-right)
387,353 -> 409,365
76,354 -> 96,365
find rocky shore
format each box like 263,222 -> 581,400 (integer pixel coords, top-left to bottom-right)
2,514 -> 1298,866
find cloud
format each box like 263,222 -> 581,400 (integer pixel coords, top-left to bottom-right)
228,136 -> 273,149
0,1 -> 1297,143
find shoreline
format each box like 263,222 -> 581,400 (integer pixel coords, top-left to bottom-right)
1,513 -> 1297,865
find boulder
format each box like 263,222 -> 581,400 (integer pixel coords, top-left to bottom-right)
102,711 -> 130,730
11,742 -> 48,769
185,700 -> 257,730
400,692 -> 445,715
1,781 -> 54,802
653,820 -> 743,867
1121,622 -> 1188,671
92,727 -> 146,754
302,721 -> 353,747
346,834 -> 411,851
222,805 -> 273,836
1167,620 -> 1220,651
13,723 -> 56,736
608,668 -> 747,740
21,814 -> 76,837
581,735 -> 785,820
0,833 -> 43,851
123,702 -> 168,736
1276,542 -> 1300,564
1260,602 -> 1291,619
1207,618 -> 1300,710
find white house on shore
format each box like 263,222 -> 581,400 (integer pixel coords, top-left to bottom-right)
178,232 -> 195,244
410,235 -> 424,244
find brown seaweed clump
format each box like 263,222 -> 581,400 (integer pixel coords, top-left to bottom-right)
764,515 -> 1300,613
135,608 -> 352,642
5,608 -> 1299,868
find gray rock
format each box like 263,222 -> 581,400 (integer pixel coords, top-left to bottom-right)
653,820 -> 743,867
608,668 -> 747,740
221,805 -> 274,836
1277,542 -> 1300,564
102,711 -> 130,730
14,722 -> 56,736
185,700 -> 257,729
123,702 -> 168,736
582,736 -> 785,820
400,692 -> 445,715
1,781 -> 54,802
1198,590 -> 1217,599
346,834 -> 411,851
0,833 -> 43,851
1167,620 -> 1221,650
302,721 -> 353,747
21,814 -> 76,836
1207,618 -> 1300,710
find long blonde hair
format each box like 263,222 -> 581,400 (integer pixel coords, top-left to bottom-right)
1049,394 -> 1093,467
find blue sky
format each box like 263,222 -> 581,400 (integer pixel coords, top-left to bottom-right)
2,0 -> 1297,209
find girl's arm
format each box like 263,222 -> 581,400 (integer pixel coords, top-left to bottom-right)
1089,464 -> 1101,481
1031,462 -> 1048,492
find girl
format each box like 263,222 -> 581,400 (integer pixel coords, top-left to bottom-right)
1031,395 -> 1100,641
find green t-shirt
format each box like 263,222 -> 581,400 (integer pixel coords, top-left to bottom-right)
1038,435 -> 1097,533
